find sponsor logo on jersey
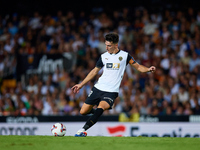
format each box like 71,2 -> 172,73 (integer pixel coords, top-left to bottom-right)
106,63 -> 120,70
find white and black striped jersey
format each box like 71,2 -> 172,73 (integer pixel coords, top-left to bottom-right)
94,50 -> 136,93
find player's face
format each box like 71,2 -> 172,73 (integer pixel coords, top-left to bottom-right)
105,41 -> 117,54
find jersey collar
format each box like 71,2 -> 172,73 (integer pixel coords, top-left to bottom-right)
110,50 -> 120,55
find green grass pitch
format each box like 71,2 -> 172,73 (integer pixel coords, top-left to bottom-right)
0,136 -> 200,150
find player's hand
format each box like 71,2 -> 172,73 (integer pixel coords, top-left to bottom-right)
148,66 -> 156,73
71,84 -> 82,94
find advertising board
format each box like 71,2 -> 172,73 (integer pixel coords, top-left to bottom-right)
0,122 -> 199,137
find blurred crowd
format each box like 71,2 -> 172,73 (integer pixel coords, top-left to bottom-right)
0,4 -> 200,117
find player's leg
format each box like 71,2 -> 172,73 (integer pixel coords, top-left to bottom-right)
80,92 -> 118,132
78,91 -> 118,134
75,103 -> 95,137
80,87 -> 99,115
82,101 -> 110,130
75,87 -> 100,137
75,101 -> 109,137
75,88 -> 118,137
79,103 -> 94,115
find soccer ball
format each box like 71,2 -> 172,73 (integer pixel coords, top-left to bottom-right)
51,123 -> 66,137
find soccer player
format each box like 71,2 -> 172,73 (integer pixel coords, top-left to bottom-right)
71,32 -> 156,137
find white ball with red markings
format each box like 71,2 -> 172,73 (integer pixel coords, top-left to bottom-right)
51,123 -> 66,137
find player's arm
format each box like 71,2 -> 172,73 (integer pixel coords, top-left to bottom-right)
131,62 -> 156,73
71,56 -> 104,93
71,67 -> 101,93
79,67 -> 101,88
127,54 -> 156,73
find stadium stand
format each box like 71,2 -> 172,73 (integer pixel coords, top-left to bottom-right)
0,0 -> 200,118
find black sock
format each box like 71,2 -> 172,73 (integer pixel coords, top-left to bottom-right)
88,108 -> 96,114
81,108 -> 96,116
83,108 -> 104,131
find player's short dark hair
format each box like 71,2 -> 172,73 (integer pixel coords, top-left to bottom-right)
105,32 -> 119,44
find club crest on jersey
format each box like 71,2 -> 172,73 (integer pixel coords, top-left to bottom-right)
106,63 -> 120,70
119,56 -> 123,61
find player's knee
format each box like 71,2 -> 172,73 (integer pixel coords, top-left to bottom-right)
97,106 -> 106,110
80,109 -> 87,115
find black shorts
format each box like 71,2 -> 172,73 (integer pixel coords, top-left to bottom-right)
85,87 -> 118,109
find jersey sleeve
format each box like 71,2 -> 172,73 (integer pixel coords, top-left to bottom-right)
96,56 -> 104,68
126,53 -> 137,65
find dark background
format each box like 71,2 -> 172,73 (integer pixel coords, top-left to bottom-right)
0,0 -> 199,17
